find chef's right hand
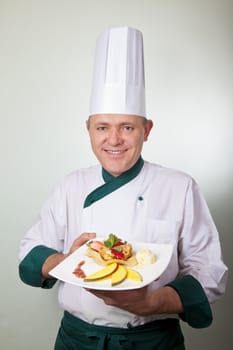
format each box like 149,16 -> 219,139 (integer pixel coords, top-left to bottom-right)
68,232 -> 96,255
42,232 -> 96,279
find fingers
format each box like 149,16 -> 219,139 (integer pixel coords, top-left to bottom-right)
75,232 -> 96,247
69,232 -> 96,254
86,289 -> 116,306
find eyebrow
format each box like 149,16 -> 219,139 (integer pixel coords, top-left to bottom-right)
94,122 -> 135,126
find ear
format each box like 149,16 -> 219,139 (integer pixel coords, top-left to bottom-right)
86,118 -> 90,131
144,119 -> 153,141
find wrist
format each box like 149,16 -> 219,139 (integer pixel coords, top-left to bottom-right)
42,252 -> 67,279
148,286 -> 184,315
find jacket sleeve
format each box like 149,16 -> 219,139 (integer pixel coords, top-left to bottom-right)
18,183 -> 67,288
177,179 -> 228,304
19,245 -> 58,288
166,178 -> 228,328
167,275 -> 213,328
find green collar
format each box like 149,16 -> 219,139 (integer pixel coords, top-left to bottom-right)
83,156 -> 144,208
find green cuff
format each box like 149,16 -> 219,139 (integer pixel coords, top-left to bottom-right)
19,245 -> 58,289
167,275 -> 213,328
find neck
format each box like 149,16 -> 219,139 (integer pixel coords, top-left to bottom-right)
102,156 -> 144,183
83,156 -> 144,208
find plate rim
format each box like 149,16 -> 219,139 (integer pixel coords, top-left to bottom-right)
49,241 -> 173,291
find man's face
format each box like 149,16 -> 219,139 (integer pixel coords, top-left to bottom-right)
87,114 -> 153,176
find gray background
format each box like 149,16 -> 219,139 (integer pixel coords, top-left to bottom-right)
0,0 -> 232,349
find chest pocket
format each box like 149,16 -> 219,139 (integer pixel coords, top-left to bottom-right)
145,219 -> 180,245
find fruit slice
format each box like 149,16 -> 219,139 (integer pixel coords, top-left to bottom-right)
126,268 -> 143,282
111,265 -> 127,286
89,240 -> 104,252
111,248 -> 124,260
84,263 -> 118,281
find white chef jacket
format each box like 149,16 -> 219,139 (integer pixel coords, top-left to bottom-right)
18,161 -> 227,328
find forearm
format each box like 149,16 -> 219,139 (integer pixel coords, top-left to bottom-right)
42,232 -> 96,279
42,252 -> 68,279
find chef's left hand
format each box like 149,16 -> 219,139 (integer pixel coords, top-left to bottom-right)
87,284 -> 184,316
86,286 -> 153,316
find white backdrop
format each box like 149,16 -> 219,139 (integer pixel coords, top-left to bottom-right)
0,0 -> 232,349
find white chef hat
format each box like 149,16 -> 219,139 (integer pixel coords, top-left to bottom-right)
89,26 -> 146,117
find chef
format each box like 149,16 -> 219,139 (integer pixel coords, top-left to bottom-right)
19,27 -> 228,350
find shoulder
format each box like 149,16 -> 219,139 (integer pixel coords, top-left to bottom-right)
57,164 -> 103,193
64,164 -> 102,182
144,161 -> 193,180
38,165 -> 102,213
143,161 -> 195,187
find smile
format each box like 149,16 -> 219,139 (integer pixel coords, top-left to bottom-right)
105,150 -> 126,154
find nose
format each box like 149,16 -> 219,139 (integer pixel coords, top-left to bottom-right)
108,128 -> 123,146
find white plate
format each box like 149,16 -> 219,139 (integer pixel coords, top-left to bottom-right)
49,241 -> 173,290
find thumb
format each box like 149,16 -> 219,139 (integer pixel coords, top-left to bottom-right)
70,232 -> 96,252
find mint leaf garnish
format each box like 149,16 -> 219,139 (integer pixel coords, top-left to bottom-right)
114,246 -> 123,252
104,233 -> 121,248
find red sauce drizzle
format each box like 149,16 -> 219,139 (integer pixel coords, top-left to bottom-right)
72,260 -> 86,278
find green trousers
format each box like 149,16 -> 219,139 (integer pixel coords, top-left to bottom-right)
54,311 -> 185,350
